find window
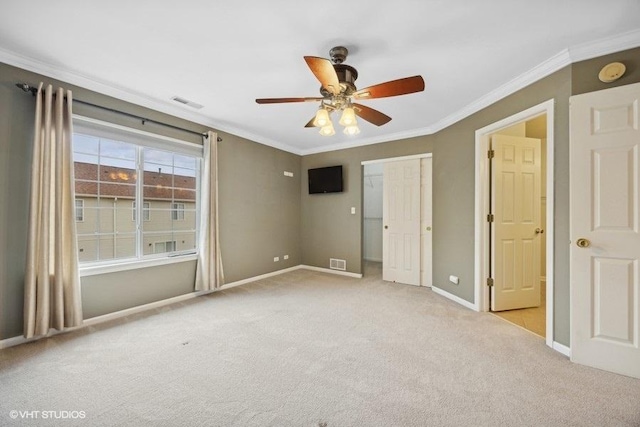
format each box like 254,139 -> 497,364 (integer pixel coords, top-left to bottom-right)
171,202 -> 185,221
132,201 -> 151,222
73,117 -> 202,266
154,240 -> 176,254
75,199 -> 84,222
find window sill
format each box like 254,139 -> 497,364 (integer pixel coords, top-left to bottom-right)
79,253 -> 198,277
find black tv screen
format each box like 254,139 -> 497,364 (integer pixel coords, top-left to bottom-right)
308,165 -> 343,194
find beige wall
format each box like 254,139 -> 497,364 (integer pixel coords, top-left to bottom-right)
2,46 -> 640,343
0,61 -> 301,337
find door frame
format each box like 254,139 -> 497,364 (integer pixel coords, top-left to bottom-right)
362,152 -> 433,285
474,99 -> 556,349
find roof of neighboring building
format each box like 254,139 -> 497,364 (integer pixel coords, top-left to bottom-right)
74,162 -> 196,201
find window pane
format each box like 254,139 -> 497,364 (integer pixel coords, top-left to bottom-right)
144,149 -> 174,168
74,134 -> 99,155
100,139 -> 136,160
73,126 -> 201,266
174,168 -> 197,188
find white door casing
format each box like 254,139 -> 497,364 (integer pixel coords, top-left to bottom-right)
491,134 -> 542,311
421,157 -> 433,287
383,159 -> 421,286
570,82 -> 640,379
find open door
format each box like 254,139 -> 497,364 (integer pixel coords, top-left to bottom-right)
383,159 -> 420,286
491,134 -> 542,311
570,82 -> 640,379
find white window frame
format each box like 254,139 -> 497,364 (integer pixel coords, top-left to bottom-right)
73,115 -> 203,277
75,199 -> 84,222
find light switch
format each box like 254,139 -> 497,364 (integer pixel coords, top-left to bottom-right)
351,207 -> 356,214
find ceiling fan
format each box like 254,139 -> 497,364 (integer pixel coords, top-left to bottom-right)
255,46 -> 425,136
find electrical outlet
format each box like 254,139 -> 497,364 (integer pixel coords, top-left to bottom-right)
274,256 -> 280,262
284,255 -> 289,260
449,275 -> 459,285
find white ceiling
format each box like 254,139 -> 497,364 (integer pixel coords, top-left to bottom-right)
1,1 -> 639,155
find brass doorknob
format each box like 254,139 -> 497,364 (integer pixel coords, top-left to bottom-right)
576,238 -> 591,248
535,228 -> 544,234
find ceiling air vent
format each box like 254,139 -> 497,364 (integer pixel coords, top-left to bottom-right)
171,96 -> 204,110
330,258 -> 346,271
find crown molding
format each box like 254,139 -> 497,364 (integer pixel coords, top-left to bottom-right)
428,49 -> 572,134
3,29 -> 640,157
568,28 -> 640,62
0,47 -> 302,155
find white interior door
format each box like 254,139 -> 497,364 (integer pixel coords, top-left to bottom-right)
491,134 -> 542,311
421,157 -> 433,287
570,82 -> 640,379
383,159 -> 420,286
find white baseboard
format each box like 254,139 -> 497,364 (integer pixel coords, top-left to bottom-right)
1,264 -> 366,350
300,265 -> 363,278
431,286 -> 478,311
222,266 -> 303,289
83,291 -> 210,327
552,341 -> 571,357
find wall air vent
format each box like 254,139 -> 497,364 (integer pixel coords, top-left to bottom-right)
171,96 -> 204,110
330,258 -> 346,271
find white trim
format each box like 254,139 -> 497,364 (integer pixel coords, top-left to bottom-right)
3,29 -> 638,157
221,266 -> 303,289
552,341 -> 571,358
73,114 -> 203,155
474,99 -> 556,349
300,265 -> 363,278
0,264 -> 363,349
361,152 -> 432,165
431,286 -> 477,311
83,290 -> 210,326
80,254 -> 198,277
568,28 -> 640,63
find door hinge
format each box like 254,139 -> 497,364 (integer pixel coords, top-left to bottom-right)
487,214 -> 494,222
487,277 -> 494,287
487,150 -> 495,159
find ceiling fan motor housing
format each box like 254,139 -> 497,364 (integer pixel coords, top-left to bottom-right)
320,64 -> 359,97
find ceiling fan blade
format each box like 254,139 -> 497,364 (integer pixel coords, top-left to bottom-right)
304,116 -> 317,128
256,97 -> 323,104
352,103 -> 392,126
304,56 -> 341,95
353,75 -> 425,100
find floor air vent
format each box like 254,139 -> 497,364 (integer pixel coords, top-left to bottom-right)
330,258 -> 346,271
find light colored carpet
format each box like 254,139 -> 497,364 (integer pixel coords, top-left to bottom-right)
1,263 -> 639,426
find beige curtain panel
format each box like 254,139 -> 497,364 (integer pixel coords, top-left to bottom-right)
195,130 -> 224,291
24,83 -> 83,338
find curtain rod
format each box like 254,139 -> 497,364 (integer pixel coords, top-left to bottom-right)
16,83 -> 221,142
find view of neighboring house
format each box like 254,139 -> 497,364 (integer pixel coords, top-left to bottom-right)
73,160 -> 197,263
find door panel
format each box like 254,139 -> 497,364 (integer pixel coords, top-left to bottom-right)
491,135 -> 542,311
570,82 -> 640,378
383,159 -> 420,286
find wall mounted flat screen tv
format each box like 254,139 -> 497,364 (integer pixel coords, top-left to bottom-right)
308,165 -> 343,194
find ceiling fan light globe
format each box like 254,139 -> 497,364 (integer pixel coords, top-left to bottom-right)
343,125 -> 360,135
313,108 -> 330,127
319,124 -> 335,136
339,107 -> 357,126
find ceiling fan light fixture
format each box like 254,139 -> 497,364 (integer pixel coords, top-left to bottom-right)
343,124 -> 360,136
339,107 -> 357,126
313,108 -> 330,127
319,123 -> 335,136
